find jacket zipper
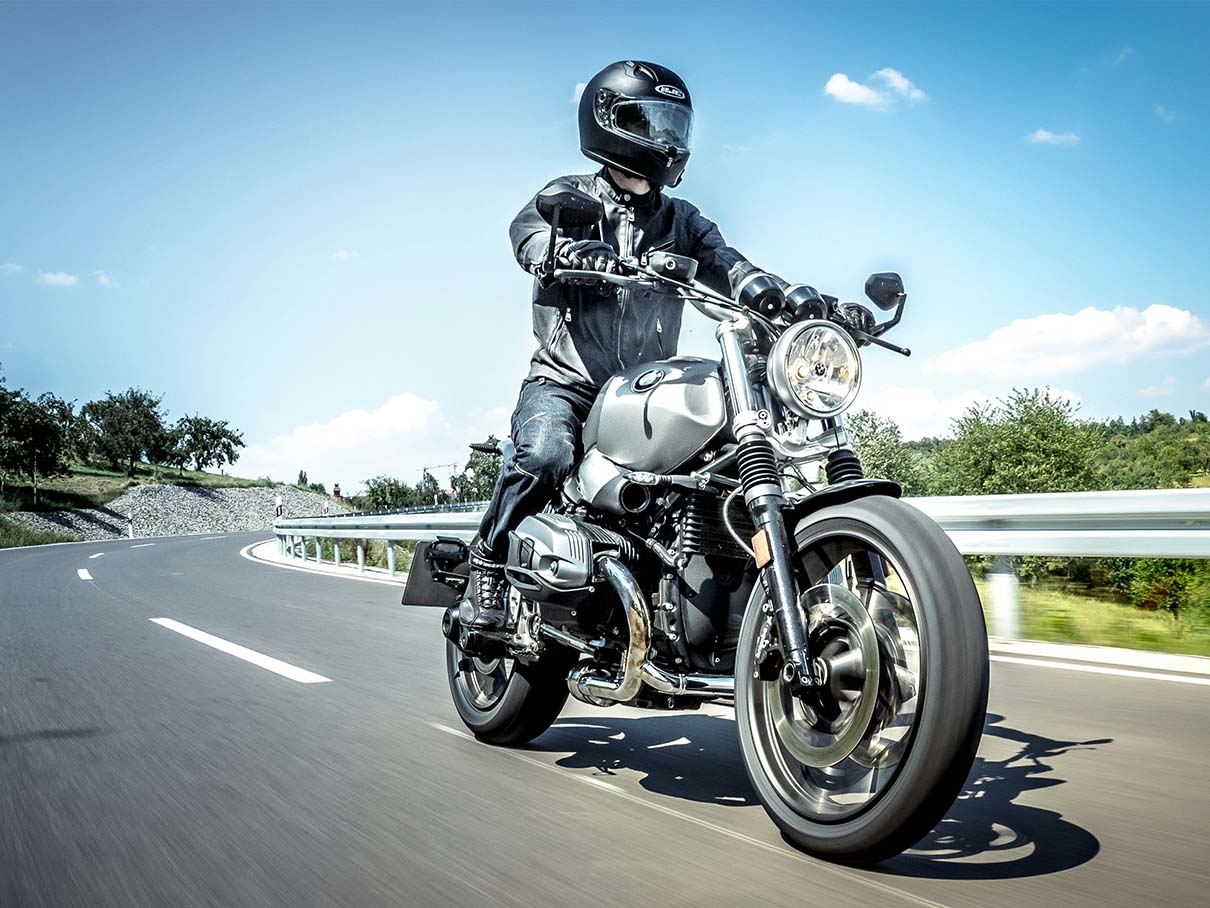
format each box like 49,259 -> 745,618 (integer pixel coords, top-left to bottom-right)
617,206 -> 634,368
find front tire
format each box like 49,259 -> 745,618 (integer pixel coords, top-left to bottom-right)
736,496 -> 988,864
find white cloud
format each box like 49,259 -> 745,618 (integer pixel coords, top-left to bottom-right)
37,271 -> 79,287
860,386 -> 991,440
871,68 -> 929,103
0,262 -> 22,275
930,304 -> 1210,379
1027,128 -> 1080,146
824,73 -> 889,108
571,82 -> 587,105
94,270 -> 117,288
236,393 -> 512,495
1137,376 -> 1176,397
1114,47 -> 1135,66
1155,104 -> 1177,124
333,249 -> 360,261
825,68 -> 928,108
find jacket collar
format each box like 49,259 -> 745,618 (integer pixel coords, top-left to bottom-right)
597,168 -> 661,208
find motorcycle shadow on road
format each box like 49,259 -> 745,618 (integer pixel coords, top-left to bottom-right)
534,712 -> 758,807
881,712 -> 1109,881
534,710 -> 1107,880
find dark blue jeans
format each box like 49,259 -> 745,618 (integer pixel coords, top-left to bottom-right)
478,378 -> 597,560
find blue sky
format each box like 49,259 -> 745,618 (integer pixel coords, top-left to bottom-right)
2,1 -> 1207,491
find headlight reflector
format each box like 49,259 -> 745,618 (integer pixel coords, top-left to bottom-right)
768,321 -> 862,419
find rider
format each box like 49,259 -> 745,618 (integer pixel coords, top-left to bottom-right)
467,60 -> 787,628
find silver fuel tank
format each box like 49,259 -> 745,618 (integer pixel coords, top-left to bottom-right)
582,357 -> 727,475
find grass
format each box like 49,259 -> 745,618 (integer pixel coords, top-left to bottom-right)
974,576 -> 1210,658
1,460 -> 273,512
0,515 -> 75,548
318,538 -> 417,574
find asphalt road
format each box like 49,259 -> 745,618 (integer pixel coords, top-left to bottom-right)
2,533 -> 1207,908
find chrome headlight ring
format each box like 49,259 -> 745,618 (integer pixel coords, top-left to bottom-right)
768,321 -> 863,420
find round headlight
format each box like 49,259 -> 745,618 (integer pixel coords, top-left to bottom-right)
768,321 -> 862,419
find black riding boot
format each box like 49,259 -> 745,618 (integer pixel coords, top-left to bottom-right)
463,541 -> 507,629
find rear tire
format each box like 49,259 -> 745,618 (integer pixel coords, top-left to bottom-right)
446,640 -> 577,747
736,496 -> 988,864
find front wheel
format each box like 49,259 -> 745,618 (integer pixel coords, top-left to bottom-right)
736,496 -> 988,864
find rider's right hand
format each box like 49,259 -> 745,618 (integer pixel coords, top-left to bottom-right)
557,240 -> 621,275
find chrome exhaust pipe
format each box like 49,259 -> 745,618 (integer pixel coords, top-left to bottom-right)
568,556 -> 650,704
640,664 -> 735,697
567,556 -> 736,704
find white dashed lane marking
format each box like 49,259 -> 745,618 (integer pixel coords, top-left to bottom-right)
130,543 -> 156,549
77,569 -> 93,581
88,552 -> 104,559
149,618 -> 332,684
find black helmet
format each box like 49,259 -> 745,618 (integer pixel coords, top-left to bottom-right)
578,60 -> 693,188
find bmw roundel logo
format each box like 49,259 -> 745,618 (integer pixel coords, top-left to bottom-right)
655,84 -> 685,99
633,368 -> 666,391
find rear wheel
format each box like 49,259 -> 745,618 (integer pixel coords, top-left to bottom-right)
446,641 -> 577,746
736,496 -> 988,864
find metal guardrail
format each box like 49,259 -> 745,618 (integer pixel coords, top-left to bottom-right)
272,488 -> 1210,638
276,489 -> 1210,560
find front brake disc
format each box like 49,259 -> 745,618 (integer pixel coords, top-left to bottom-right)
765,583 -> 880,768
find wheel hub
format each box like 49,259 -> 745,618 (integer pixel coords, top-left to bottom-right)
766,583 -> 880,767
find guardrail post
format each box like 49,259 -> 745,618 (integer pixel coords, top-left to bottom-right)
277,535 -> 285,557
333,541 -> 341,567
357,539 -> 366,573
314,537 -> 323,564
987,556 -> 1020,639
386,541 -> 396,576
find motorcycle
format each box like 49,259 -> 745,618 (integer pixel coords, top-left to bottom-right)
432,184 -> 988,864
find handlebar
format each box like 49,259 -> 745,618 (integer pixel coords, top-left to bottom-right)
548,259 -> 908,356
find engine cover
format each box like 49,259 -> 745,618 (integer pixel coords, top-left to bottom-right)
505,513 -> 633,604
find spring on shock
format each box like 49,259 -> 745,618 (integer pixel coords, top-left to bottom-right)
737,435 -> 780,492
825,449 -> 865,484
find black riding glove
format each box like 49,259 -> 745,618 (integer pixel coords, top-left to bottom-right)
557,239 -> 620,275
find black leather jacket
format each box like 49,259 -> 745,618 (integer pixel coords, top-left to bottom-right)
511,169 -> 760,391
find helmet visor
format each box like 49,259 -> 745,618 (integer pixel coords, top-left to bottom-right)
612,101 -> 693,153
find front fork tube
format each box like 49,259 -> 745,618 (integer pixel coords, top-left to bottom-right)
717,318 -> 814,688
751,494 -> 814,687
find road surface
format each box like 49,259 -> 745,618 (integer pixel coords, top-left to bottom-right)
2,533 -> 1206,907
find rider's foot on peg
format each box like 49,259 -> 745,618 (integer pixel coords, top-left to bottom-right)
464,542 -> 507,629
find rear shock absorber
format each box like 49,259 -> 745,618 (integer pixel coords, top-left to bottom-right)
825,449 -> 865,484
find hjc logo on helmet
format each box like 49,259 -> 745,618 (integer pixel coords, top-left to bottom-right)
655,84 -> 686,99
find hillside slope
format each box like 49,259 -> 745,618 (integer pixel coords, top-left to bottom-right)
5,485 -> 346,542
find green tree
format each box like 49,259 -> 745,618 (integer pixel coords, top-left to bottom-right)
0,392 -> 71,504
450,436 -> 503,502
931,389 -> 1102,496
174,415 -> 245,472
1096,409 -> 1210,490
844,412 -> 927,495
415,468 -> 446,506
361,475 -> 418,510
81,388 -> 169,477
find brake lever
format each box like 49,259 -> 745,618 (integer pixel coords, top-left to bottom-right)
848,327 -> 911,356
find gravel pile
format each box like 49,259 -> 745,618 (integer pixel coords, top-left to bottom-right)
5,485 -> 348,541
